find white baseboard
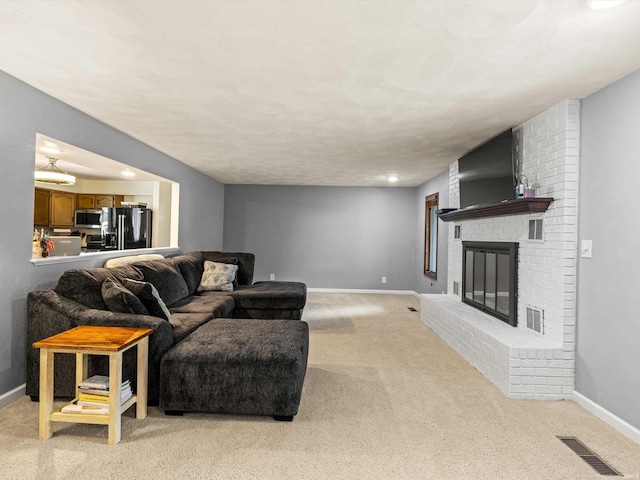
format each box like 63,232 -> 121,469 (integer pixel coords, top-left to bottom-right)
307,288 -> 417,295
0,384 -> 26,408
573,390 -> 640,444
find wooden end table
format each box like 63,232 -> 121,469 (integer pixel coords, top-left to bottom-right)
33,325 -> 152,445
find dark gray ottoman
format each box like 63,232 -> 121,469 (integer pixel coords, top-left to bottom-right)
159,319 -> 309,421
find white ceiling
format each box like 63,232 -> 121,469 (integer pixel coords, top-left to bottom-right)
3,0 -> 640,187
34,134 -> 166,182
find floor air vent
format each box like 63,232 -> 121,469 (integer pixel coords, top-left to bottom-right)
557,436 -> 621,476
407,307 -> 417,312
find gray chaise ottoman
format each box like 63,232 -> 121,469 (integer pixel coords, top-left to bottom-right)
159,318 -> 309,421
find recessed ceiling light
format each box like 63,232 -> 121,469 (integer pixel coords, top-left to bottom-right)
388,175 -> 399,183
121,170 -> 136,177
587,0 -> 626,9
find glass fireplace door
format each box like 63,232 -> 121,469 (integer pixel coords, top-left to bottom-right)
462,242 -> 518,326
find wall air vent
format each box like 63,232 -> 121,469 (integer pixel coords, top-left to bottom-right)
526,306 -> 544,334
528,219 -> 543,241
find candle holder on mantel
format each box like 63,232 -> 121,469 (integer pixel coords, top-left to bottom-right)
516,175 -> 535,198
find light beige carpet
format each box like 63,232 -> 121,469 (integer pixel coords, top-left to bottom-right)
1,293 -> 639,479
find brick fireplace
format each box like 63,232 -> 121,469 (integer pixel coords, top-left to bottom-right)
420,100 -> 579,400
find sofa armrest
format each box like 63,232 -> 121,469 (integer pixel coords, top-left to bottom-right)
26,289 -> 174,399
28,290 -> 172,341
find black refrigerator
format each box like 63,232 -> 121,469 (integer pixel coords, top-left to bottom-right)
101,207 -> 152,250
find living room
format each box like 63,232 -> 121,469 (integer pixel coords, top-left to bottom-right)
1,1 -> 640,478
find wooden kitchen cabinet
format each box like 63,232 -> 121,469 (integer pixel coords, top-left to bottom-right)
95,194 -> 114,208
34,188 -> 50,226
50,191 -> 76,227
76,194 -> 118,209
38,190 -> 126,227
76,194 -> 95,209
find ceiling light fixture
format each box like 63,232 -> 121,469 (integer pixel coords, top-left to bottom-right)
121,170 -> 136,178
34,157 -> 76,185
40,146 -> 62,155
388,175 -> 399,183
587,0 -> 626,9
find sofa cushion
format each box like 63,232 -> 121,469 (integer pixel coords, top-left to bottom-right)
170,312 -> 215,344
54,265 -> 144,310
169,295 -> 235,317
101,278 -> 149,315
173,251 -> 206,295
198,261 -> 238,292
134,258 -> 190,306
229,307 -> 303,320
122,279 -> 174,325
202,252 -> 254,286
201,281 -> 307,310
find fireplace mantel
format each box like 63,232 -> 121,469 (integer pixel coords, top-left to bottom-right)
437,198 -> 554,222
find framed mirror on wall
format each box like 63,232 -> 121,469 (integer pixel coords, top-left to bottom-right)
424,193 -> 438,279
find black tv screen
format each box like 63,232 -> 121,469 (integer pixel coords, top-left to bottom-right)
458,129 -> 515,209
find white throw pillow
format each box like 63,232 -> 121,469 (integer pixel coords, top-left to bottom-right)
198,261 -> 238,292
104,254 -> 164,268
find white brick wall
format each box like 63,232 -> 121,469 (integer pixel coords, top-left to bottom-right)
447,161 -> 460,296
423,100 -> 579,400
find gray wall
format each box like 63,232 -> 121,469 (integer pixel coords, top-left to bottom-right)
577,69 -> 640,430
0,71 -> 225,400
414,169 -> 450,294
224,185 -> 417,290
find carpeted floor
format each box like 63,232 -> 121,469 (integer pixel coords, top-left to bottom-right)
1,293 -> 639,479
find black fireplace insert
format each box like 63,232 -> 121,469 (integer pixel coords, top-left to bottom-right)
462,241 -> 518,326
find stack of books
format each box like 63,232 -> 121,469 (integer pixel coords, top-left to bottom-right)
61,375 -> 132,414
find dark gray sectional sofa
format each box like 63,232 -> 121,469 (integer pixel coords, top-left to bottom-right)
26,251 -> 308,420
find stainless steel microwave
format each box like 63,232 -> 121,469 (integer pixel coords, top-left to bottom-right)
74,209 -> 102,228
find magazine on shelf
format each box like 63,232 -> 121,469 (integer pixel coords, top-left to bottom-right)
78,379 -> 131,396
78,385 -> 132,404
77,375 -> 110,390
61,403 -> 109,415
76,400 -> 111,410
77,388 -> 132,411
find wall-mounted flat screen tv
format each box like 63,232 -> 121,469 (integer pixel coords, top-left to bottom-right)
458,129 -> 515,209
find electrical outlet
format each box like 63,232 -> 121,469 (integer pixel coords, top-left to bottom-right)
269,273 -> 275,280
381,276 -> 387,284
